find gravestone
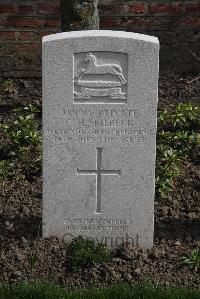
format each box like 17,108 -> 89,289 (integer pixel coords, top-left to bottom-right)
43,30 -> 159,249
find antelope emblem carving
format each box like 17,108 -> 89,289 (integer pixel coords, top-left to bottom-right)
75,53 -> 127,84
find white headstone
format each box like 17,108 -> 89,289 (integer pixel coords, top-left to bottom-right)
43,30 -> 159,249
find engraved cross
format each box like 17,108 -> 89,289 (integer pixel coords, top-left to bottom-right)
77,148 -> 121,214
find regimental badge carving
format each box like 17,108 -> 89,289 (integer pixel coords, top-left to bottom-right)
74,52 -> 128,103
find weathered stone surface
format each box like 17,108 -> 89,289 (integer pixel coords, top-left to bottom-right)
42,30 -> 159,249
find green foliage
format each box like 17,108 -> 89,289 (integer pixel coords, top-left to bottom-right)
156,145 -> 181,198
0,115 -> 40,148
67,236 -> 108,272
28,252 -> 39,271
158,130 -> 200,157
20,153 -> 42,177
159,102 -> 200,130
0,160 -> 14,178
0,104 -> 41,179
0,281 -> 200,299
156,102 -> 200,198
13,103 -> 40,114
1,79 -> 16,94
181,248 -> 200,272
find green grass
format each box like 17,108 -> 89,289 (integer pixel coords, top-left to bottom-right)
0,281 -> 199,299
66,236 -> 108,272
181,248 -> 200,272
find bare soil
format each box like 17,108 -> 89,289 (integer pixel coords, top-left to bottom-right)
0,75 -> 199,288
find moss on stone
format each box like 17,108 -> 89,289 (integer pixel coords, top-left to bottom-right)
60,0 -> 99,31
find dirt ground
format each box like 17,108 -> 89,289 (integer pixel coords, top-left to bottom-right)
0,74 -> 199,288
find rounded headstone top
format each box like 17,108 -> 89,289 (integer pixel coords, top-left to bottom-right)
42,30 -> 159,44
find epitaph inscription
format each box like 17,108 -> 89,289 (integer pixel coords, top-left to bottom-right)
77,148 -> 121,213
74,52 -> 128,103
